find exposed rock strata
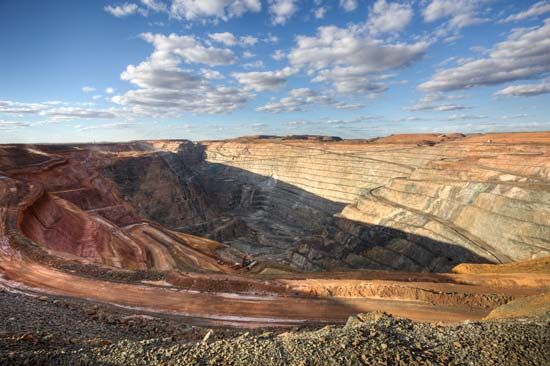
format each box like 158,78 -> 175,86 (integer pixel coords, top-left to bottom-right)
2,133 -> 549,274
203,133 -> 550,270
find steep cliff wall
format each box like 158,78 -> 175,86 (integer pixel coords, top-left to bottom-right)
203,134 -> 550,270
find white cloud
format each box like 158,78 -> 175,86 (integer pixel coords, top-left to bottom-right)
41,107 -> 117,120
366,0 -> 413,34
502,1 -> 550,23
314,6 -> 327,19
289,25 -> 428,95
242,60 -> 265,69
0,120 -> 32,130
324,115 -> 379,124
79,122 -> 135,131
0,100 -> 50,115
104,3 -> 139,17
208,33 -> 259,48
407,103 -> 468,112
406,93 -> 469,112
141,32 -> 236,66
446,114 -> 487,120
239,35 -> 258,46
269,0 -> 298,25
232,67 -> 297,91
140,0 -> 167,12
114,33 -> 249,115
494,82 -> 550,97
501,113 -> 528,119
257,88 -> 363,113
201,68 -> 225,79
0,100 -> 121,121
271,49 -> 285,61
422,0 -> 489,31
105,87 -> 116,94
170,0 -> 261,21
420,20 -> 550,92
339,0 -> 358,12
82,86 -> 96,93
264,33 -> 279,43
208,32 -> 237,46
312,66 -> 389,94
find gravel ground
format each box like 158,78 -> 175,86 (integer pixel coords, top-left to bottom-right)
1,290 -> 549,366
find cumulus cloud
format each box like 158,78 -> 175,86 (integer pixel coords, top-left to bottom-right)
271,49 -> 285,61
289,25 -> 428,95
264,33 -> 279,43
239,35 -> 258,46
141,33 -> 236,66
269,0 -> 298,25
366,0 -> 414,34
242,51 -> 254,58
201,68 -> 224,79
104,3 -> 139,17
502,1 -> 550,23
242,60 -> 264,69
339,0 -> 358,12
208,32 -> 237,46
113,33 -> 249,115
257,88 -> 363,113
82,86 -> 96,93
422,0 -> 489,31
140,0 -> 167,12
494,82 -> 550,97
312,67 -> 389,94
420,20 -> 550,92
232,67 -> 297,91
314,6 -> 327,19
105,87 -> 116,94
170,0 -> 261,21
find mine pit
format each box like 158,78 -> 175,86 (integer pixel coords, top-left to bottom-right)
0,132 -> 549,363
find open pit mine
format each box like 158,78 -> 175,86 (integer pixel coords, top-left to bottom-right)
0,132 -> 549,365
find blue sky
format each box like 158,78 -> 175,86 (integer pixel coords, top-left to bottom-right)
1,0 -> 549,143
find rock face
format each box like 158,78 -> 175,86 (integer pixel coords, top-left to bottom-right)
1,132 -> 549,273
1,144 -> 238,272
202,133 -> 550,270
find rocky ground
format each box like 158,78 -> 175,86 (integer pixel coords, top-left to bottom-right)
1,290 -> 548,366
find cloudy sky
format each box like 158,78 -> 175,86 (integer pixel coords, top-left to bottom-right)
1,0 -> 549,143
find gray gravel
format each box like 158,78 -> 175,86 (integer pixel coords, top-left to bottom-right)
1,290 -> 549,366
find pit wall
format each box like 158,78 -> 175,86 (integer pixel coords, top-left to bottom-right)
203,139 -> 550,264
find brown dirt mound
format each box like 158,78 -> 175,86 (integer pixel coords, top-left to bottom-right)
453,256 -> 550,275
